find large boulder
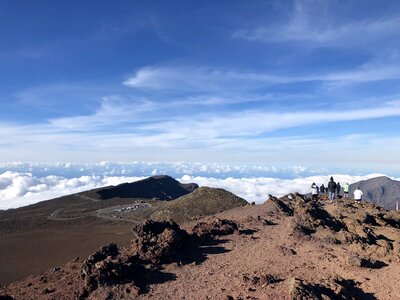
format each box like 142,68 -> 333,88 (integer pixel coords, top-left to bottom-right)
191,218 -> 239,240
81,243 -> 136,293
131,220 -> 189,264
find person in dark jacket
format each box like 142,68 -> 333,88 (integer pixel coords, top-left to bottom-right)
328,177 -> 337,200
320,184 -> 325,194
336,182 -> 341,197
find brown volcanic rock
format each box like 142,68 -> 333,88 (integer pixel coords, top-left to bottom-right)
265,194 -> 294,216
288,276 -> 365,300
288,277 -> 321,299
132,219 -> 185,239
331,201 -> 400,260
286,194 -> 345,244
81,243 -> 136,293
130,218 -> 239,264
272,194 -> 400,262
82,220 -> 193,298
191,218 -> 239,239
131,220 -> 189,264
242,271 -> 282,286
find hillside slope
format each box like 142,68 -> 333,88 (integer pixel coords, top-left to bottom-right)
104,186 -> 249,224
2,194 -> 399,299
149,186 -> 248,222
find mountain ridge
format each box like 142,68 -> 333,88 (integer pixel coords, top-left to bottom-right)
85,175 -> 199,201
349,176 -> 400,210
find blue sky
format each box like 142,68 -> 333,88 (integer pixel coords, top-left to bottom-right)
1,0 -> 400,173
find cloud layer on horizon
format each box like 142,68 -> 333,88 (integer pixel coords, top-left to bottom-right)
0,170 -> 389,210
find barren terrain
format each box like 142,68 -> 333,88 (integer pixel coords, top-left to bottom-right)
1,194 -> 399,299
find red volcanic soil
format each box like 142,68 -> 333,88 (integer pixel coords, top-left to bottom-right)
0,221 -> 133,286
1,194 -> 400,299
0,193 -> 138,285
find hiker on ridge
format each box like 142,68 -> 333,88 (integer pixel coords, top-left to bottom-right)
320,184 -> 326,194
353,186 -> 363,203
311,182 -> 319,201
328,177 -> 337,201
343,183 -> 349,198
336,182 -> 341,198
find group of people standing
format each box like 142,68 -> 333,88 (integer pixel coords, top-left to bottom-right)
311,177 -> 363,202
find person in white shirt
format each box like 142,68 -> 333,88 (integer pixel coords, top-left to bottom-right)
311,183 -> 319,201
353,187 -> 363,203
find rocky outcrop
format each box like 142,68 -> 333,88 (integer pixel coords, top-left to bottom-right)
288,276 -> 372,300
269,193 -> 400,262
267,194 -> 294,216
242,272 -> 282,287
131,220 -> 189,264
81,243 -> 135,293
191,218 -> 239,239
80,218 -> 239,298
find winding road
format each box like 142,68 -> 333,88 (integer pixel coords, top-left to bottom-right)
47,194 -> 151,224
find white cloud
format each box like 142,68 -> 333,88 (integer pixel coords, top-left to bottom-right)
0,171 -> 144,210
180,174 -> 389,204
48,96 -> 157,130
0,161 -> 329,179
13,83 -> 114,116
123,65 -> 400,94
0,171 -> 391,210
123,66 -> 294,91
323,65 -> 400,84
233,1 -> 400,47
141,101 -> 400,138
4,80 -> 400,165
123,65 -> 325,92
2,98 -> 400,165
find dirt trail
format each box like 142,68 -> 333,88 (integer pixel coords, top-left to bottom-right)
75,193 -> 100,202
47,208 -> 90,221
47,198 -> 151,224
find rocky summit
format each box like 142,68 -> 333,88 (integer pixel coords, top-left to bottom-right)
88,175 -> 199,201
146,186 -> 249,223
1,193 -> 400,299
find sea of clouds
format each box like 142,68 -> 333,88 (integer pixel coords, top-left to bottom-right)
0,162 -> 394,210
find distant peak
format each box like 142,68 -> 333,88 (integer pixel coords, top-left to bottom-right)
93,175 -> 198,201
150,175 -> 173,179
